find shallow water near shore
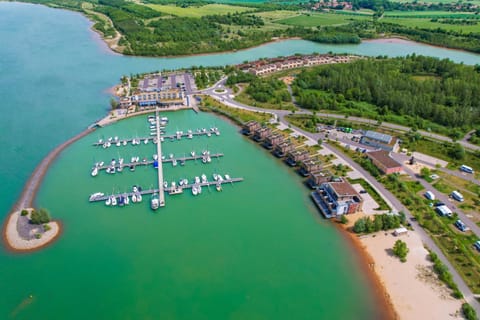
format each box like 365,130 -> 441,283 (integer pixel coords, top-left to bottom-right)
1,2 -> 480,318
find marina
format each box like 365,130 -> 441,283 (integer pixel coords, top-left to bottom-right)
87,110 -> 242,209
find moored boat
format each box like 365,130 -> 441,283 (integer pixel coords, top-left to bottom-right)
151,193 -> 160,210
89,192 -> 104,201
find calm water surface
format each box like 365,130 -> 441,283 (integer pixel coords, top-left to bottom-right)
1,2 -> 479,319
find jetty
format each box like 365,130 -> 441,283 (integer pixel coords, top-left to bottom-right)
155,109 -> 166,207
93,153 -> 224,172
88,177 -> 244,202
92,128 -> 220,147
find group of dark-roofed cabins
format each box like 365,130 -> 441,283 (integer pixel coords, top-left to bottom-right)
242,120 -> 363,219
241,120 -> 323,178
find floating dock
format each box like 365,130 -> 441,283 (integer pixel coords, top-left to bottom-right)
92,129 -> 220,147
155,110 -> 166,207
88,178 -> 244,202
93,153 -> 224,172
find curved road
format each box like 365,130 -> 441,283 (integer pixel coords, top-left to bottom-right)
201,78 -> 480,313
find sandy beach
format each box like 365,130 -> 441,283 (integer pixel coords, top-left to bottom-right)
4,209 -> 61,252
357,229 -> 463,319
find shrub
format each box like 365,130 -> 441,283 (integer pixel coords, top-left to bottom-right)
340,215 -> 348,225
21,210 -> 29,216
393,240 -> 409,262
34,233 -> 42,239
462,303 -> 477,320
43,224 -> 51,232
30,208 -> 51,225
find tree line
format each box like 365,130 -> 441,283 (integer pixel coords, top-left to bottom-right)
293,55 -> 480,129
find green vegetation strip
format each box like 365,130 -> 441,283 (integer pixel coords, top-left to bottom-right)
348,178 -> 391,211
199,96 -> 272,125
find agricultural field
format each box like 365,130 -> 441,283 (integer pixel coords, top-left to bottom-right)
276,12 -> 370,27
382,17 -> 480,33
383,10 -> 479,18
145,4 -> 252,18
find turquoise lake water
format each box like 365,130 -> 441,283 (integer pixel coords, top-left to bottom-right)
0,2 -> 479,319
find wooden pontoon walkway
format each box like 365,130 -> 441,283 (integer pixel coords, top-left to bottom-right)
88,178 -> 244,202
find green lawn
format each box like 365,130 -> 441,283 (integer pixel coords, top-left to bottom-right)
382,17 -> 480,33
146,4 -> 251,18
277,12 -> 369,27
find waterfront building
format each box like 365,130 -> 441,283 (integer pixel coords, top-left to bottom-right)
360,130 -> 399,152
311,179 -> 363,218
243,54 -> 360,76
285,149 -> 310,166
241,120 -> 260,135
132,89 -> 185,107
263,133 -> 284,149
366,150 -> 403,175
307,171 -> 332,189
298,159 -> 322,177
273,142 -> 294,158
252,127 -> 272,142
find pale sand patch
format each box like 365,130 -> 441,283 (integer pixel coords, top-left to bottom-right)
359,231 -> 463,319
5,209 -> 60,251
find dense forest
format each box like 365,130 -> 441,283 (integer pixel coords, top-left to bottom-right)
293,55 -> 480,129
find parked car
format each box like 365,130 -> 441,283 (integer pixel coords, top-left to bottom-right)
455,220 -> 467,232
424,191 -> 435,201
474,241 -> 480,252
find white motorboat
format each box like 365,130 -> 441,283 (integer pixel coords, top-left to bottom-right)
171,181 -> 176,188
151,193 -> 160,210
116,141 -> 121,147
195,176 -> 200,184
215,131 -> 220,136
124,195 -> 129,205
105,197 -> 112,206
202,156 -> 207,164
207,156 -> 211,163
190,151 -> 195,157
161,116 -> 168,122
123,140 -> 127,146
169,153 -> 174,159
98,139 -> 103,144
172,159 -> 177,167
201,174 -> 207,183
224,174 -> 231,180
98,161 -> 104,167
216,184 -> 222,192
144,139 -> 149,144
133,186 -> 138,193
117,165 -> 123,172
163,181 -> 168,189
131,156 -> 136,163
192,186 -> 198,196
160,137 -> 164,142
153,154 -> 158,160
91,167 -> 98,177
114,136 -> 118,142
207,132 -> 211,137
217,175 -> 224,182
136,193 -> 142,202
197,185 -> 202,194
135,156 -> 140,162
111,159 -> 116,166
183,178 -> 188,185
111,196 -> 117,206
119,158 -> 124,165
89,192 -> 104,201
108,137 -> 113,142
131,194 -> 137,203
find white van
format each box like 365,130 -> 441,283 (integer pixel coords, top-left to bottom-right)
451,190 -> 464,202
424,191 -> 435,201
460,165 -> 474,174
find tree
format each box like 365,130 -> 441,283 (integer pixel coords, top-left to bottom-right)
420,167 -> 431,179
110,97 -> 119,110
393,239 -> 409,262
449,143 -> 465,160
340,214 -> 349,224
353,217 -> 367,233
30,208 -> 50,225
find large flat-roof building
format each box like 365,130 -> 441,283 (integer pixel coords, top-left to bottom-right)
360,130 -> 399,152
311,179 -> 363,218
366,150 -> 402,175
132,89 -> 185,107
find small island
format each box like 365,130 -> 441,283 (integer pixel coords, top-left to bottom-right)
4,208 -> 60,252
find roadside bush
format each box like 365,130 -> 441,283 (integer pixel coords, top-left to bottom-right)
462,303 -> 477,320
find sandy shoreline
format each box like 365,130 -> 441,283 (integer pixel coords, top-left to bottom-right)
3,209 -> 61,252
341,221 -> 463,319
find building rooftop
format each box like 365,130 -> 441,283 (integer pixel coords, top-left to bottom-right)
367,150 -> 402,169
364,130 -> 392,144
329,181 -> 359,197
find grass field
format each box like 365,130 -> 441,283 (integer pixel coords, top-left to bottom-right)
277,12 -> 369,27
383,10 -> 479,18
146,4 -> 251,18
382,17 -> 480,34
389,0 -> 480,4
